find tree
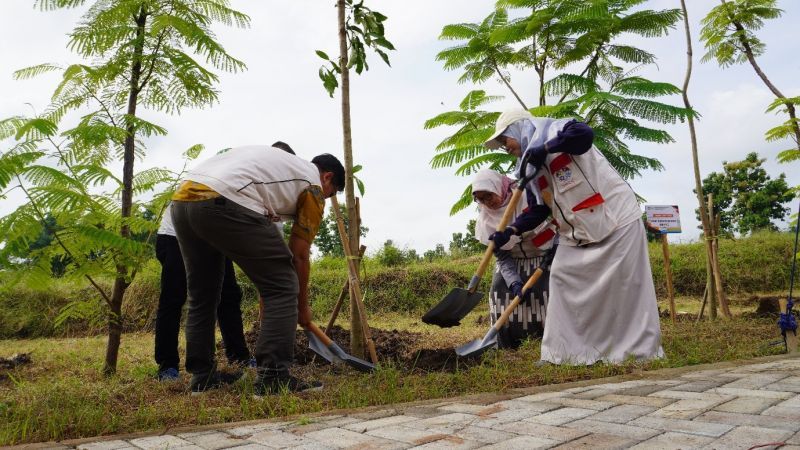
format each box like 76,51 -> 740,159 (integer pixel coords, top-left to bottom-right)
423,243 -> 448,261
1,0 -> 248,374
677,0 -> 729,320
316,0 -> 393,357
427,1 -> 691,214
437,8 -> 529,108
493,0 -> 680,107
699,152 -> 794,235
701,0 -> 800,171
449,219 -> 484,255
375,239 -> 420,267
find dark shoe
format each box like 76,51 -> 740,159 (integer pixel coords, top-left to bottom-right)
157,367 -> 179,381
190,370 -> 243,395
253,376 -> 323,397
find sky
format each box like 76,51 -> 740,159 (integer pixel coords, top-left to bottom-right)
0,0 -> 798,254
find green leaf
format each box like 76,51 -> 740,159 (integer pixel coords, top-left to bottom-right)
183,144 -> 204,160
315,50 -> 330,61
14,118 -> 59,141
355,177 -> 365,197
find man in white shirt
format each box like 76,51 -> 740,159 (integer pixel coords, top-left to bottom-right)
171,147 -> 344,395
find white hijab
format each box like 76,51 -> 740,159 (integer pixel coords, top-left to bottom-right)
472,169 -> 527,250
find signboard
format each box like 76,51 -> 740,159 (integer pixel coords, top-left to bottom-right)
645,205 -> 682,234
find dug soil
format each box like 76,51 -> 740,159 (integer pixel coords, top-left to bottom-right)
221,323 -> 483,373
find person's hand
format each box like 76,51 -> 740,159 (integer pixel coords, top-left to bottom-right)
644,220 -> 663,235
509,281 -> 524,299
297,303 -> 313,327
490,227 -> 516,249
527,144 -> 548,170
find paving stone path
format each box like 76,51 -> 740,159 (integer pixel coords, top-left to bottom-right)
40,356 -> 800,450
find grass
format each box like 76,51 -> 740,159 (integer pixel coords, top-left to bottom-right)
0,301 -> 788,446
2,230 -> 797,339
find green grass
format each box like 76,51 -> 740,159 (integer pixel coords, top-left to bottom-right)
0,310 -> 787,446
1,231 -> 796,339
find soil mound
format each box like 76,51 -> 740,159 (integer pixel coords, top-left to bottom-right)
219,323 -> 480,373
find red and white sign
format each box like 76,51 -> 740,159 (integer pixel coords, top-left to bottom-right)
645,205 -> 681,234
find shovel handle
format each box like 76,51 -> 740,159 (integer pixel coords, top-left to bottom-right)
471,187 -> 525,293
493,267 -> 545,331
305,322 -> 333,347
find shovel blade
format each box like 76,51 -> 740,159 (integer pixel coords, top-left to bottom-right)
329,342 -> 376,373
422,288 -> 484,328
305,330 -> 341,365
455,328 -> 498,358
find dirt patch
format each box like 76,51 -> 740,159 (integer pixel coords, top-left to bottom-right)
0,352 -> 32,382
219,323 -> 482,373
752,295 -> 781,316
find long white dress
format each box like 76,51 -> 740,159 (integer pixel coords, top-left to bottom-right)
540,219 -> 664,365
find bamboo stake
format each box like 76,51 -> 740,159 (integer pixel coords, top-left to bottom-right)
325,245 -> 366,334
330,196 -> 378,364
707,194 -> 732,318
697,284 -> 709,322
661,233 -> 676,324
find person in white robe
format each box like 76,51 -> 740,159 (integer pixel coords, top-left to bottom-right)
484,109 -> 664,365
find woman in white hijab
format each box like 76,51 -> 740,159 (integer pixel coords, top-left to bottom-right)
484,110 -> 664,365
471,169 -> 556,348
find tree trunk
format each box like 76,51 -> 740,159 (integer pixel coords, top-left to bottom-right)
104,7 -> 147,375
721,0 -> 800,153
708,194 -> 731,317
337,0 -> 365,358
678,0 -> 729,320
537,67 -> 546,107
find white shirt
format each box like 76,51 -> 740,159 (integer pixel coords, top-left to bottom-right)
183,145 -> 322,221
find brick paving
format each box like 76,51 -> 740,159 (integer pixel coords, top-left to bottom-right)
26,356 -> 800,450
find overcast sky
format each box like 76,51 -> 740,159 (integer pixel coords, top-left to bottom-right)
1,0 -> 798,254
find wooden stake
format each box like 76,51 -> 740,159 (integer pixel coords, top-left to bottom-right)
331,196 -> 378,364
661,233 -> 676,324
707,194 -> 732,318
324,244 -> 366,334
696,285 -> 708,322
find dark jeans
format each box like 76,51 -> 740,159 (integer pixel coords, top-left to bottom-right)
171,198 -> 298,383
154,234 -> 250,372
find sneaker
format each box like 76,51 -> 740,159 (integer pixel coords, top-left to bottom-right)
190,370 -> 243,395
157,367 -> 179,381
247,358 -> 257,369
253,376 -> 323,397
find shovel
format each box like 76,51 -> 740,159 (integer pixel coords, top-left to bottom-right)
422,153 -> 537,328
304,322 -> 375,373
456,250 -> 555,358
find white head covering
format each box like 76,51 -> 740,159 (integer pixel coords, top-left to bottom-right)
501,119 -> 538,156
471,169 -> 527,250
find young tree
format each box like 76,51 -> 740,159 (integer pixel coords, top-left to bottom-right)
316,0 -> 393,357
699,152 -> 794,235
2,0 -> 249,374
701,0 -> 800,170
428,1 -> 690,214
677,0 -> 728,319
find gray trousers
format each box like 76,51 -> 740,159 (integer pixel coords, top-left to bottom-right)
171,198 -> 299,381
